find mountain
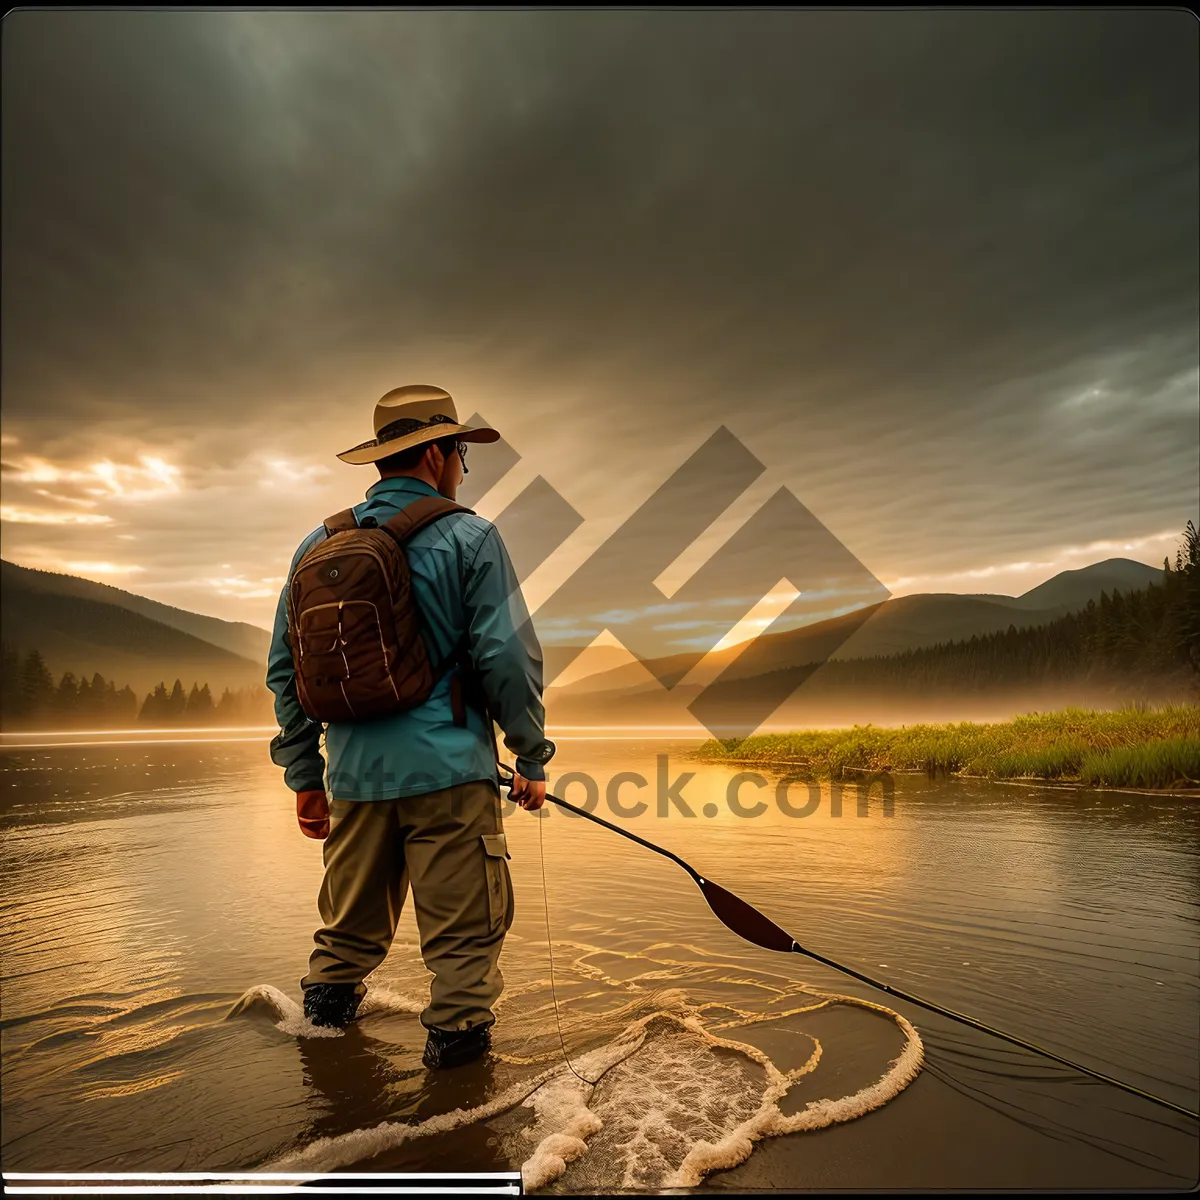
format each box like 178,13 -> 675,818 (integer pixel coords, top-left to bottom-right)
0,554 -> 1163,705
1004,558 -> 1163,612
1,560 -> 271,661
549,557 -> 1164,698
1,561 -> 267,695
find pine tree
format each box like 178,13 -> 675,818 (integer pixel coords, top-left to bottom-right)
184,681 -> 215,723
20,651 -> 56,719
0,640 -> 22,723
87,672 -> 107,722
139,681 -> 169,723
1177,519 -> 1200,673
1095,590 -> 1113,664
88,674 -> 104,723
54,672 -> 79,723
216,687 -> 243,722
167,679 -> 187,722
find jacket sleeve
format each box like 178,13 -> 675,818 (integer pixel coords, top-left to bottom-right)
462,523 -> 555,781
265,531 -> 327,794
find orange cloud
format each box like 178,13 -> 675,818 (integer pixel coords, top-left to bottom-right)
256,456 -> 334,490
3,452 -> 182,501
0,505 -> 112,525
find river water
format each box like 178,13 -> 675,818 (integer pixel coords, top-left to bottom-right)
1,731 -> 1197,1191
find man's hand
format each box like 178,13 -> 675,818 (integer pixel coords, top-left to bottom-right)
508,772 -> 546,812
297,789 -> 330,839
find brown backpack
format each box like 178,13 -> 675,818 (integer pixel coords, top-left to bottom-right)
286,495 -> 475,724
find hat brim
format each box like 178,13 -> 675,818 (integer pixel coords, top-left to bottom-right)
336,422 -> 500,466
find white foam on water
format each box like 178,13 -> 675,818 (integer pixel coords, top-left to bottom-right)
517,1010 -> 670,1190
253,980 -> 923,1192
519,989 -> 923,1193
269,1065 -> 563,1173
518,1076 -> 604,1192
228,983 -> 427,1038
573,1018 -> 771,1189
666,990 -> 925,1189
262,999 -> 655,1181
356,986 -> 425,1017
226,984 -> 344,1039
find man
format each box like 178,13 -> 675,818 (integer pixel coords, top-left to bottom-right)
266,384 -> 555,1069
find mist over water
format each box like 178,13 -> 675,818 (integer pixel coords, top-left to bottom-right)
1,732 -> 1196,1189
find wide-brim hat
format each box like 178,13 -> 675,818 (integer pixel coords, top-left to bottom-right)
336,384 -> 500,465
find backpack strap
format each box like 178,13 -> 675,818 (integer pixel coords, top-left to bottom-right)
379,495 -> 475,546
445,634 -> 499,736
379,495 -> 478,727
322,508 -> 360,537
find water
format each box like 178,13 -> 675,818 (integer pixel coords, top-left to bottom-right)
1,733 -> 1197,1190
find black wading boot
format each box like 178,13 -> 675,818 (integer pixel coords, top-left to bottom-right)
303,983 -> 362,1029
422,1022 -> 492,1069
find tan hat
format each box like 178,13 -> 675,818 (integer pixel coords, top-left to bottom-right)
336,384 -> 500,466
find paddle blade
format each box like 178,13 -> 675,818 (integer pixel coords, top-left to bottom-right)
697,877 -> 797,953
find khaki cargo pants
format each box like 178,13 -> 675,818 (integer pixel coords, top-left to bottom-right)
300,778 -> 514,1031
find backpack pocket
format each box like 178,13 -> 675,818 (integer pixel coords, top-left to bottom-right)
296,600 -> 400,719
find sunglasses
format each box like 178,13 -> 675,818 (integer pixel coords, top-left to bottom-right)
455,440 -> 469,474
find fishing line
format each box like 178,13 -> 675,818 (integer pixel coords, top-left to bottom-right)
499,761 -> 1198,1123
537,811 -> 600,1086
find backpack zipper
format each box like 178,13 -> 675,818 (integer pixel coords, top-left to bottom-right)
290,533 -> 399,641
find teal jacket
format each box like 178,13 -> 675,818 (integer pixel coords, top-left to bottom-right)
265,475 -> 555,800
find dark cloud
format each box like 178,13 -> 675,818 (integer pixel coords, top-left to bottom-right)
1,9 -> 1196,624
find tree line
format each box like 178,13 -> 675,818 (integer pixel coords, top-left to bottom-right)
2,520 -> 1196,725
0,645 -> 275,728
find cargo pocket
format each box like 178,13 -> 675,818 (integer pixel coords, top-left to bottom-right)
481,832 -> 512,936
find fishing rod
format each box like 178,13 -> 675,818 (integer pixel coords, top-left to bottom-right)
497,761 -> 1199,1122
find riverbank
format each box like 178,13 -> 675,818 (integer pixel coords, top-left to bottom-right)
694,704 -> 1200,789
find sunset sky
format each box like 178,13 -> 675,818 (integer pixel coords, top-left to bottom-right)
2,10 -> 1197,644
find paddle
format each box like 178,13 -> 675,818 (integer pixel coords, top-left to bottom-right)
497,760 -> 1199,1121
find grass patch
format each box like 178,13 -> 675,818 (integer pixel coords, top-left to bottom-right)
695,703 -> 1200,789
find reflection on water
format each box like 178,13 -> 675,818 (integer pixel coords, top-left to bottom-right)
1,734 -> 1197,1189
